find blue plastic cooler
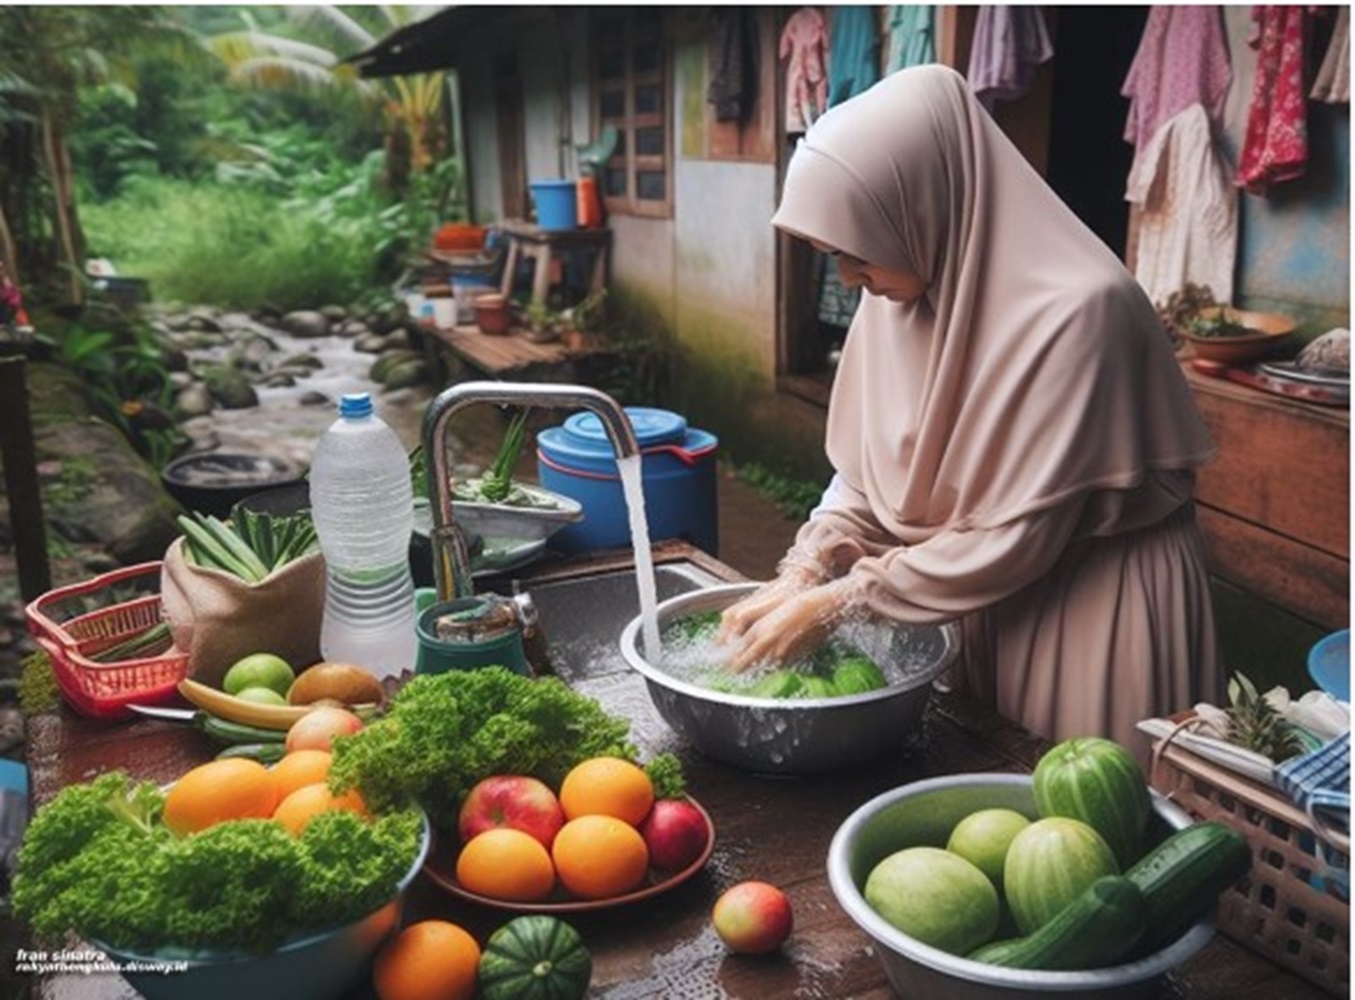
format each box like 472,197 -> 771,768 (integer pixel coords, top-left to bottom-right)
536,407 -> 719,554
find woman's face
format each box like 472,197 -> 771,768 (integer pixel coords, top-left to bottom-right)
809,240 -> 927,303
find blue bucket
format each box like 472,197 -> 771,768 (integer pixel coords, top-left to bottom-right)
537,407 -> 719,554
530,179 -> 578,231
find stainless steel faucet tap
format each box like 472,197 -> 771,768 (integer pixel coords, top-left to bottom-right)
420,380 -> 640,600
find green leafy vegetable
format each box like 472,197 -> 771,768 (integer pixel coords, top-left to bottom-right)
12,771 -> 422,954
480,407 -> 532,503
177,510 -> 318,582
327,667 -> 679,829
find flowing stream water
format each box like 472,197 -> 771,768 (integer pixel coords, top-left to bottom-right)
617,454 -> 662,660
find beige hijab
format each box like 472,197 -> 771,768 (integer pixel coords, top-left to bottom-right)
772,65 -> 1215,541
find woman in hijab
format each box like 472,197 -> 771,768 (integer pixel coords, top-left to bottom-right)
719,64 -> 1222,753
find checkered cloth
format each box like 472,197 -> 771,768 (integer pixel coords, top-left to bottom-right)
1275,732 -> 1350,899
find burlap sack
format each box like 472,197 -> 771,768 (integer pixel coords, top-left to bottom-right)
160,537 -> 325,688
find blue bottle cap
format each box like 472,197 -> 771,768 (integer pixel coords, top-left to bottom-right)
339,393 -> 373,419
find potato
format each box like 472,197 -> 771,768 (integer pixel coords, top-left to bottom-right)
287,662 -> 385,707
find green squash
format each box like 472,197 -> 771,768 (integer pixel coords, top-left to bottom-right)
479,915 -> 592,1000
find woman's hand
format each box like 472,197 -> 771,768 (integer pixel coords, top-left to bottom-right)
717,564 -> 821,647
723,578 -> 857,673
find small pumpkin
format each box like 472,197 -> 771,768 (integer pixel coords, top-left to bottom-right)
478,915 -> 592,1000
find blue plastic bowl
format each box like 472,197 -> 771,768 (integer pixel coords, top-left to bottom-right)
1308,629 -> 1350,702
96,812 -> 430,1000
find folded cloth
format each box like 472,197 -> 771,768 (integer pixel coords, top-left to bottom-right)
1275,732 -> 1351,899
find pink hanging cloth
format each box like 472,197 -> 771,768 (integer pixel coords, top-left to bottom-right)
780,7 -> 829,133
1121,7 -> 1232,180
1236,6 -> 1312,195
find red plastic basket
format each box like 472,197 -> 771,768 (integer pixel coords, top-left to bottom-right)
24,561 -> 189,721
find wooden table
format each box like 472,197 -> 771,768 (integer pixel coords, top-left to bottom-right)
498,220 -> 611,310
21,545 -> 1333,1000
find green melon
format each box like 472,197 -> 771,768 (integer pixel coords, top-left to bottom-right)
864,846 -> 1000,956
1032,737 -> 1152,868
1003,817 -> 1119,935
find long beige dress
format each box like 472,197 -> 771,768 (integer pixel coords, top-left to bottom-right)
769,65 -> 1223,756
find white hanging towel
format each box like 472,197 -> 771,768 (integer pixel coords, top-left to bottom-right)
1312,6 -> 1350,104
1124,103 -> 1237,309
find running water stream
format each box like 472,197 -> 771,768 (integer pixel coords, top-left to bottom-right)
617,454 -> 662,660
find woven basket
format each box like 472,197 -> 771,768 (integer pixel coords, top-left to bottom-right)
1150,729 -> 1350,995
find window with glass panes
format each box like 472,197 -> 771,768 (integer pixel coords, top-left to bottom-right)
593,10 -> 670,218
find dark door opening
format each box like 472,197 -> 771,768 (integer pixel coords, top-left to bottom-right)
1045,7 -> 1149,258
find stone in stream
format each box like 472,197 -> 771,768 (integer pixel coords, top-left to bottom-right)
281,310 -> 332,338
174,383 -> 215,419
203,366 -> 258,409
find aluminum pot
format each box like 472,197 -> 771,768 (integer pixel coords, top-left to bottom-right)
619,582 -> 958,774
826,773 -> 1214,1000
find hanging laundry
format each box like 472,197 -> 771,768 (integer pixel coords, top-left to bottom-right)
708,8 -> 760,123
1311,6 -> 1349,104
1124,103 -> 1237,310
779,7 -> 829,132
827,6 -> 881,107
967,6 -> 1053,108
886,6 -> 936,73
1121,7 -> 1232,159
1236,6 -> 1311,195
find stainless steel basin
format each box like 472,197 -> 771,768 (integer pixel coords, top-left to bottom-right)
521,561 -> 725,681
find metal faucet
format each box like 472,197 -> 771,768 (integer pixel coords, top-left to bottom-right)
420,380 -> 640,601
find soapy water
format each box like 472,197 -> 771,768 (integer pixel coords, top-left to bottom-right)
654,609 -> 940,697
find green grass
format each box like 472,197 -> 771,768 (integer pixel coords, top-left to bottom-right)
81,177 -> 374,310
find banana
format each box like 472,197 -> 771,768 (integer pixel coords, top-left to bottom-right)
178,679 -> 314,730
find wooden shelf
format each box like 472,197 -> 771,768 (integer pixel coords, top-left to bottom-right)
1182,359 -> 1349,628
433,323 -> 608,379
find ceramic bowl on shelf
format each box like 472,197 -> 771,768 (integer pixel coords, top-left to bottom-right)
826,774 -> 1213,1000
1181,306 -> 1297,366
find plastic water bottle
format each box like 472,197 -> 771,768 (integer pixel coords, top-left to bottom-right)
309,392 -> 417,679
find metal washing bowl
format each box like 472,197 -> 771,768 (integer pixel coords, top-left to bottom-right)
619,583 -> 959,775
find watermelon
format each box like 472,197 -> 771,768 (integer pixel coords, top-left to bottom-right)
1032,737 -> 1152,868
1003,817 -> 1119,935
478,915 -> 592,1000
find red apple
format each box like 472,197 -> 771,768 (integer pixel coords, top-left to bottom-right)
458,775 -> 566,850
640,798 -> 709,871
712,881 -> 794,954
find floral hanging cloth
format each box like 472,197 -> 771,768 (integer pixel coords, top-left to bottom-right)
1311,5 -> 1349,104
1121,6 -> 1232,195
779,7 -> 828,133
1236,5 -> 1312,195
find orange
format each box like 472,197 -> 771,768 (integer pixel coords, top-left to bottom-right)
455,828 -> 556,902
271,781 -> 369,837
558,755 -> 655,825
552,814 -> 650,899
162,758 -> 278,836
373,919 -> 480,1000
269,749 -> 332,801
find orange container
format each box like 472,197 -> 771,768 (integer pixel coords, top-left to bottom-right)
576,176 -> 603,229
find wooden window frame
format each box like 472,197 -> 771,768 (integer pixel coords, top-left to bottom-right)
591,10 -> 672,219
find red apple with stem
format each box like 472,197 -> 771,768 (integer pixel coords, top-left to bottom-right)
712,881 -> 794,954
458,775 -> 566,850
640,798 -> 710,871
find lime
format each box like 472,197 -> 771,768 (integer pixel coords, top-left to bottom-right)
223,653 -> 295,697
946,808 -> 1032,892
234,685 -> 288,706
864,846 -> 999,955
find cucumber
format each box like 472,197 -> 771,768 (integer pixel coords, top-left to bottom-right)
968,875 -> 1146,970
214,742 -> 288,764
196,712 -> 289,746
1124,820 -> 1251,952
